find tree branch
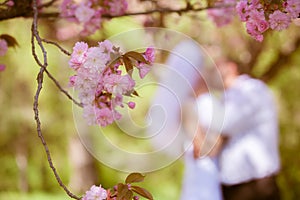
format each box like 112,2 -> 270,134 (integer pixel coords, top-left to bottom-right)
31,0 -> 81,199
0,2 -> 232,21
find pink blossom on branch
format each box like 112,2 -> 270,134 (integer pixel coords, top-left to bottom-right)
68,40 -> 155,127
269,10 -> 292,31
60,0 -> 129,36
207,0 -> 236,27
83,185 -> 107,200
285,0 -> 300,19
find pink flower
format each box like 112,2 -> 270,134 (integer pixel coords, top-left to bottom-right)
257,19 -> 269,33
128,101 -> 136,109
98,40 -> 114,54
75,3 -> 95,23
246,21 -> 264,42
236,0 -> 249,22
207,0 -> 235,27
81,17 -> 102,37
144,47 -> 155,63
69,42 -> 88,69
285,0 -> 300,19
102,73 -> 122,93
6,0 -> 14,6
136,64 -> 151,79
60,0 -> 76,18
68,75 -> 77,87
113,75 -> 135,95
111,94 -> 124,107
84,47 -> 108,72
0,39 -> 8,57
83,185 -> 107,200
0,64 -> 6,72
96,107 -> 115,127
107,0 -> 128,16
269,10 -> 291,31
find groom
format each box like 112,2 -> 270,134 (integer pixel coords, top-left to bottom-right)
210,59 -> 281,200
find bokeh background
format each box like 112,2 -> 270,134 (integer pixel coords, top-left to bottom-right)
1,1 -> 300,199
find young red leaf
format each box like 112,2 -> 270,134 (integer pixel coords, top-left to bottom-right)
117,183 -> 130,200
0,34 -> 19,47
131,185 -> 154,200
132,90 -> 139,97
122,55 -> 134,76
125,173 -> 145,184
125,51 -> 149,64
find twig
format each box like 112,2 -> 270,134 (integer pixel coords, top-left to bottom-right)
44,68 -> 83,107
1,2 -> 234,20
42,38 -> 71,56
31,0 -> 81,199
40,39 -> 82,107
39,0 -> 58,8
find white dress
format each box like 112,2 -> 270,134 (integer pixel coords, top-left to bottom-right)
180,93 -> 223,200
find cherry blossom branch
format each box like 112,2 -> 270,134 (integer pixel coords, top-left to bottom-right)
44,68 -> 83,107
0,2 -> 231,21
42,38 -> 71,56
39,39 -> 82,107
31,0 -> 81,199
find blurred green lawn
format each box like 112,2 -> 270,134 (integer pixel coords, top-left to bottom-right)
0,192 -> 66,200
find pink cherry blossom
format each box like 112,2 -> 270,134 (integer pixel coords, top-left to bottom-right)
68,40 -> 154,126
0,64 -> 6,72
246,21 -> 264,42
6,0 -> 14,6
269,10 -> 291,31
83,185 -> 107,200
95,107 -> 116,127
136,64 -> 151,79
99,40 -> 114,54
236,0 -> 249,22
207,0 -> 236,27
257,19 -> 269,33
128,102 -> 136,109
113,75 -> 135,95
68,75 -> 77,87
81,17 -> 102,37
106,0 -> 128,16
69,41 -> 88,69
0,39 -> 8,57
75,3 -> 95,23
60,0 -> 76,19
144,47 -> 155,63
84,47 -> 108,72
285,0 -> 300,19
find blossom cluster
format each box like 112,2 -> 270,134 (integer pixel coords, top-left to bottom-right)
0,39 -> 8,72
208,0 -> 300,41
68,40 -> 155,127
83,185 -> 108,200
60,0 -> 128,36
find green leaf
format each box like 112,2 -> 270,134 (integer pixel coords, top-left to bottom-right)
122,55 -> 134,76
125,173 -> 145,184
125,51 -> 149,64
131,185 -> 154,200
0,34 -> 19,47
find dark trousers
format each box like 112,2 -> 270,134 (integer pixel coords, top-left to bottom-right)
222,175 -> 280,200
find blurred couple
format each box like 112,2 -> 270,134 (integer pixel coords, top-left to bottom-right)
147,40 -> 281,200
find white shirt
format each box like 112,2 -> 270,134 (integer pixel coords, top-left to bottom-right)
212,75 -> 280,185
